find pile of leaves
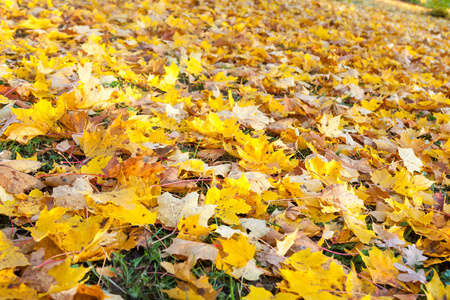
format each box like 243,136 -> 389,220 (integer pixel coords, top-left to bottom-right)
0,0 -> 450,298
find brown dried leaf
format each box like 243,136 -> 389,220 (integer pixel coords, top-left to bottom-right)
0,166 -> 45,194
0,160 -> 42,173
44,175 -> 80,187
160,167 -> 197,193
108,155 -> 164,178
196,149 -> 226,162
162,238 -> 218,264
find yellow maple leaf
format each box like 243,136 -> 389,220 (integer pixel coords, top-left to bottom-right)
0,231 -> 29,270
162,260 -> 219,299
398,147 -> 423,173
98,203 -> 157,226
158,63 -> 180,92
71,63 -> 115,110
392,168 -> 433,198
86,188 -> 137,209
27,206 -> 68,241
177,214 -> 211,240
204,176 -> 252,225
47,258 -> 90,294
243,286 -> 274,300
157,191 -> 216,229
78,118 -> 127,158
360,247 -> 403,287
345,215 -> 376,244
424,271 -> 450,300
318,114 -> 343,138
216,234 -> 255,269
276,228 -> 298,256
312,26 -> 331,40
0,269 -> 37,299
163,286 -> 204,300
79,155 -> 112,179
279,249 -> 349,299
243,286 -> 299,300
7,98 -> 65,143
183,55 -> 203,76
305,155 -> 349,185
371,169 -> 396,189
19,15 -> 54,29
231,131 -> 297,173
188,112 -> 239,140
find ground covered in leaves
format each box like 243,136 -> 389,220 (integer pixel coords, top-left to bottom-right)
0,0 -> 450,298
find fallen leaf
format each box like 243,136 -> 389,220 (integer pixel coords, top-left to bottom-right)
0,159 -> 42,173
0,166 -> 46,194
398,148 -> 423,173
402,244 -> 428,268
163,238 -> 218,264
0,231 -> 29,270
394,263 -> 427,284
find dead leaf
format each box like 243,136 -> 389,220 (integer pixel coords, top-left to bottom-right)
0,166 -> 46,194
51,177 -> 92,208
108,155 -> 164,178
196,149 -> 226,162
163,238 -> 218,264
0,159 -> 42,173
160,167 -> 198,193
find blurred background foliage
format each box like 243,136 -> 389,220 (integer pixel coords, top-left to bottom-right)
402,0 -> 449,17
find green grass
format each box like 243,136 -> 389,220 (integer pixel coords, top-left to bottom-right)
83,225 -> 256,299
322,242 -> 366,272
192,262 -> 246,300
86,226 -> 177,299
294,147 -> 313,161
0,137 -> 62,172
401,0 -> 449,17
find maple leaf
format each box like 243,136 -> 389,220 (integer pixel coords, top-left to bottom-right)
424,271 -> 450,300
72,63 -> 115,110
305,155 -> 355,185
239,218 -> 271,238
50,285 -> 111,300
279,248 -> 350,300
398,147 -> 423,173
79,118 -> 128,158
215,234 -> 263,280
163,238 -> 218,264
157,192 -> 216,228
232,104 -> 272,130
158,63 -> 180,92
276,229 -> 298,257
98,203 -> 157,226
318,114 -> 343,138
51,177 -> 92,209
0,165 -> 45,194
0,231 -> 29,270
6,99 -> 65,143
183,55 -> 203,76
402,244 -> 428,268
204,176 -> 252,225
243,286 -> 298,300
229,131 -> 297,173
0,158 -> 42,173
360,247 -> 406,288
177,214 -> 211,240
2,0 -> 450,297
188,112 -> 239,140
0,270 -> 38,299
162,260 -> 219,300
47,258 -> 90,294
216,234 -> 255,269
394,263 -> 427,284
